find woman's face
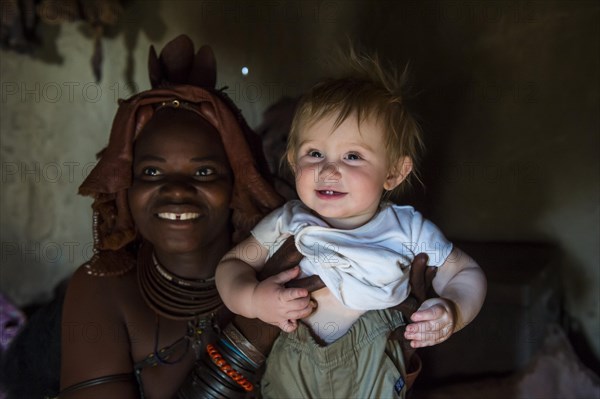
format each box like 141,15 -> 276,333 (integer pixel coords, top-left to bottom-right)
128,109 -> 233,257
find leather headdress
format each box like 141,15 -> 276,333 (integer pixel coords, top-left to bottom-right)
79,35 -> 284,276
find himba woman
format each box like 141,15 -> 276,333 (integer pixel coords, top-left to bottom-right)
58,34 -> 314,398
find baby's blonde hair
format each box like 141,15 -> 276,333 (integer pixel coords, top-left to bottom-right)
286,49 -> 423,199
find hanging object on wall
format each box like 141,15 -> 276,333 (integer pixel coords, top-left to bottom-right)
1,0 -> 123,82
0,0 -> 38,52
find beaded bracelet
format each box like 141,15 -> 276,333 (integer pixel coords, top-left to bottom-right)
206,343 -> 254,392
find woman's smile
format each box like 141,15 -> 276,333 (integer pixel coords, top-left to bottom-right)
156,212 -> 201,221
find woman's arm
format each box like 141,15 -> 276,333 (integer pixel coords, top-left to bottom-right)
60,267 -> 138,398
404,247 -> 487,347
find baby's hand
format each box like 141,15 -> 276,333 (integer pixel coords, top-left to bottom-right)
403,297 -> 457,348
251,266 -> 315,332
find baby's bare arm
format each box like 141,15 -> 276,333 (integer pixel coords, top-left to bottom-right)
216,236 -> 313,331
216,236 -> 269,317
432,247 -> 487,331
404,247 -> 486,347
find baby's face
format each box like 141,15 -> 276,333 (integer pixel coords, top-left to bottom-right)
128,109 -> 233,257
291,112 -> 392,229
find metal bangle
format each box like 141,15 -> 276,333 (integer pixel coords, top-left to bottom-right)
222,323 -> 266,368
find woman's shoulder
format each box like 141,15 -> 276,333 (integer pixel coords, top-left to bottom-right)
65,253 -> 139,316
61,256 -> 143,395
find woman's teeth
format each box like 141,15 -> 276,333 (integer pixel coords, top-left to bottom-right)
157,212 -> 200,221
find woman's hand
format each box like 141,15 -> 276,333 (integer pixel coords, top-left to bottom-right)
258,236 -> 301,280
259,236 -> 326,292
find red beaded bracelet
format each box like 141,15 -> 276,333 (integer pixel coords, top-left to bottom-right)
206,343 -> 254,392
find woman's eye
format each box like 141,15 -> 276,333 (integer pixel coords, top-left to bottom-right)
142,167 -> 160,176
345,153 -> 361,161
195,167 -> 216,177
308,150 -> 323,158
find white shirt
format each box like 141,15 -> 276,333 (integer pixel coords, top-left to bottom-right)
251,200 -> 453,341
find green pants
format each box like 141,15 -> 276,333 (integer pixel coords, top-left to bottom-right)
261,309 -> 407,399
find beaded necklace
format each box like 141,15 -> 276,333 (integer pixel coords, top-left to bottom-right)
137,242 -> 223,321
136,242 -> 223,363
